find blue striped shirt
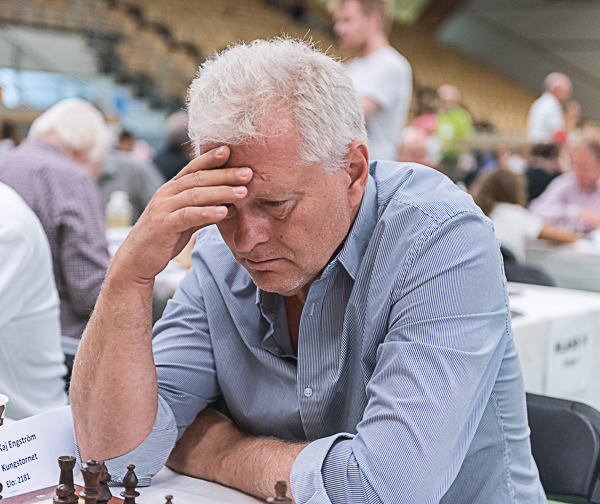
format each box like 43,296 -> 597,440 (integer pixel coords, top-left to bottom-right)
105,161 -> 546,503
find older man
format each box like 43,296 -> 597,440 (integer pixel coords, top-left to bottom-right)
530,135 -> 600,232
527,72 -> 572,144
0,98 -> 110,373
71,39 -> 544,503
332,0 -> 412,161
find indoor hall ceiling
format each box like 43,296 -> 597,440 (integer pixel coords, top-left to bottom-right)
438,0 -> 600,122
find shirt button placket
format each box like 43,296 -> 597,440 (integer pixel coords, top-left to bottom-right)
303,387 -> 313,398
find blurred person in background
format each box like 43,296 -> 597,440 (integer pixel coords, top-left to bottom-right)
436,84 -> 473,182
0,182 -> 68,419
525,143 -> 562,203
530,134 -> 600,232
332,0 -> 412,161
396,125 -> 436,168
471,168 -> 577,263
527,72 -> 572,144
97,129 -> 164,224
0,98 -> 110,382
154,112 -> 193,181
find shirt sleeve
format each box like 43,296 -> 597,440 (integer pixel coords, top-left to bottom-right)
57,175 -> 110,317
290,211 -> 510,504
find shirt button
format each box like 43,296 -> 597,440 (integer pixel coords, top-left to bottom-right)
304,387 -> 313,397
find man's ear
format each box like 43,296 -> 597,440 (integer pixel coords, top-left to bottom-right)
344,140 -> 369,208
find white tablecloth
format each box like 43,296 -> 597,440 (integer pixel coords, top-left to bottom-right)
509,282 -> 600,409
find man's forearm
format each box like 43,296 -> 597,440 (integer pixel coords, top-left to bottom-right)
166,409 -> 308,501
70,261 -> 158,462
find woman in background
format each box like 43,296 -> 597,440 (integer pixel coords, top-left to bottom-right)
471,167 -> 577,263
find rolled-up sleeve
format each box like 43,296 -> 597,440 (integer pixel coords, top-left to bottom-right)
291,211 -> 509,504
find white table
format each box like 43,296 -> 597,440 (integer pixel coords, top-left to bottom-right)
509,282 -> 600,409
104,468 -> 262,504
525,239 -> 600,292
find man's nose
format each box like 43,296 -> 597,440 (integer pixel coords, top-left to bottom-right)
233,212 -> 270,254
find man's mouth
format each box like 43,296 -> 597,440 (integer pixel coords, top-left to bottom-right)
243,257 -> 283,270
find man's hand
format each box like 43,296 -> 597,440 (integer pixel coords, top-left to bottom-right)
166,409 -> 308,502
579,207 -> 600,230
72,146 -> 252,462
114,146 -> 252,284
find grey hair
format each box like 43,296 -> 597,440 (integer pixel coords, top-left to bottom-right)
28,98 -> 109,167
187,37 -> 367,174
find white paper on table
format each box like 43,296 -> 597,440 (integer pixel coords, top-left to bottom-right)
545,314 -> 594,396
0,406 -> 77,498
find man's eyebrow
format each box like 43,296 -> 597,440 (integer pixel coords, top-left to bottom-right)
254,189 -> 303,200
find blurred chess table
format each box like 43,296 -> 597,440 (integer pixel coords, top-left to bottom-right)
525,238 -> 600,293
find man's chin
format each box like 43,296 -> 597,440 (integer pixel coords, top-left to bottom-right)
248,270 -> 310,297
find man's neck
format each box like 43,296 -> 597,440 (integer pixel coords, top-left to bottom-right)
358,33 -> 390,58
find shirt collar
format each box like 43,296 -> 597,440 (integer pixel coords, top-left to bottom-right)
336,169 -> 378,281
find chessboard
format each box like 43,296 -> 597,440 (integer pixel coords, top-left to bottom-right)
0,484 -> 123,504
0,456 -> 291,504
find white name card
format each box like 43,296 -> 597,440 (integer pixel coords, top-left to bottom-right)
0,406 -> 77,498
545,314 -> 594,396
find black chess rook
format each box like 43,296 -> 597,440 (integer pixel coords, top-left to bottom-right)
57,455 -> 78,504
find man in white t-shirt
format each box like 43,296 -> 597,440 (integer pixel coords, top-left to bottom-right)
527,72 -> 572,144
0,182 -> 68,419
332,0 -> 412,161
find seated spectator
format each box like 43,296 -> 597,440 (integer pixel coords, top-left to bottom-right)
0,98 -> 110,379
471,168 -> 577,262
154,112 -> 193,181
530,134 -> 600,232
97,130 -> 164,223
0,182 -> 68,419
525,143 -> 561,202
396,126 -> 435,167
436,84 -> 473,182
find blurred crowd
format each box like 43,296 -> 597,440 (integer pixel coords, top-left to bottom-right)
1,0 -> 599,421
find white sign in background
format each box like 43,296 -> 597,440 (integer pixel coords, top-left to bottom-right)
545,313 -> 594,397
0,406 -> 77,498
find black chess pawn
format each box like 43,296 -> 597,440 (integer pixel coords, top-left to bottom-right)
54,484 -> 74,504
120,464 -> 140,504
80,460 -> 102,504
164,495 -> 173,504
97,462 -> 112,504
266,480 -> 292,503
57,455 -> 78,504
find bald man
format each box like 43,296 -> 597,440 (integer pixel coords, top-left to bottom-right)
527,72 -> 572,144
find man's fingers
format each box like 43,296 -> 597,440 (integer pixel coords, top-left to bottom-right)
169,205 -> 229,232
168,166 -> 253,196
172,145 -> 230,181
165,184 -> 247,213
